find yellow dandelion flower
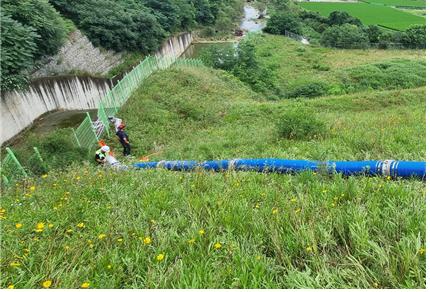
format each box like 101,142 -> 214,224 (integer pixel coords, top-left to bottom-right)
188,238 -> 196,244
198,229 -> 205,236
7,284 -> 14,289
41,174 -> 48,179
117,238 -> 123,243
419,248 -> 425,255
10,262 -> 21,267
15,223 -> 23,229
77,222 -> 85,228
143,237 -> 151,245
30,186 -> 36,191
386,176 -> 391,181
48,223 -> 54,228
36,222 -> 45,230
214,242 -> 222,250
98,233 -> 106,240
272,208 -> 279,215
156,253 -> 164,261
306,246 -> 313,253
42,280 -> 52,289
81,282 -> 90,289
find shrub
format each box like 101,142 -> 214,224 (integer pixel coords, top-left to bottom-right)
321,24 -> 369,49
263,12 -> 302,35
339,59 -> 426,92
201,37 -> 278,95
276,108 -> 326,140
288,81 -> 329,98
201,45 -> 237,71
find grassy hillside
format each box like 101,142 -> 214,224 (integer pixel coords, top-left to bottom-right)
253,34 -> 425,97
1,35 -> 426,288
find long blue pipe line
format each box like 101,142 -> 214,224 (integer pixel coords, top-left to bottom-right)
133,159 -> 426,179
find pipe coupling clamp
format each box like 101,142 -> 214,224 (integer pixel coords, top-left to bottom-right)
381,160 -> 395,177
157,160 -> 166,168
228,159 -> 238,170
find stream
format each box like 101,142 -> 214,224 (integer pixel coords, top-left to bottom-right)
181,3 -> 266,58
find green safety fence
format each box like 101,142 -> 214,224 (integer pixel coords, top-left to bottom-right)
1,56 -> 203,186
1,147 -> 27,185
1,147 -> 46,186
72,56 -> 204,150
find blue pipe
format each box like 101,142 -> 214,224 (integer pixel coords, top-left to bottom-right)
133,159 -> 425,179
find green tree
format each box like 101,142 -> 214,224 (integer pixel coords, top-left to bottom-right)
366,25 -> 382,44
327,11 -> 362,27
321,24 -> 369,49
263,12 -> 302,35
400,25 -> 425,49
2,0 -> 67,59
0,13 -> 39,91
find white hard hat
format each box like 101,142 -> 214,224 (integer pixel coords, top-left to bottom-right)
101,145 -> 110,152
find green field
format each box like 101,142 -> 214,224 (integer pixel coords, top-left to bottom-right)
298,2 -> 425,31
363,0 -> 426,8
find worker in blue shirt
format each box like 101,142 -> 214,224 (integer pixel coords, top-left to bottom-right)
116,124 -> 131,156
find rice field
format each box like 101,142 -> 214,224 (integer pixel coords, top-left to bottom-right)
363,0 -> 425,8
298,2 -> 425,30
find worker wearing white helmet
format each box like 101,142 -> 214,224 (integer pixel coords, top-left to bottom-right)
108,116 -> 123,132
95,145 -> 110,165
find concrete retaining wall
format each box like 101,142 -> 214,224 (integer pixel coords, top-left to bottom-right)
1,32 -> 193,145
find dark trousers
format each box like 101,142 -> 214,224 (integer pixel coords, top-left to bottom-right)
121,142 -> 131,156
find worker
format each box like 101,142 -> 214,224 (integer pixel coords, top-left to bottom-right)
116,124 -> 131,156
108,116 -> 123,132
95,145 -> 110,165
